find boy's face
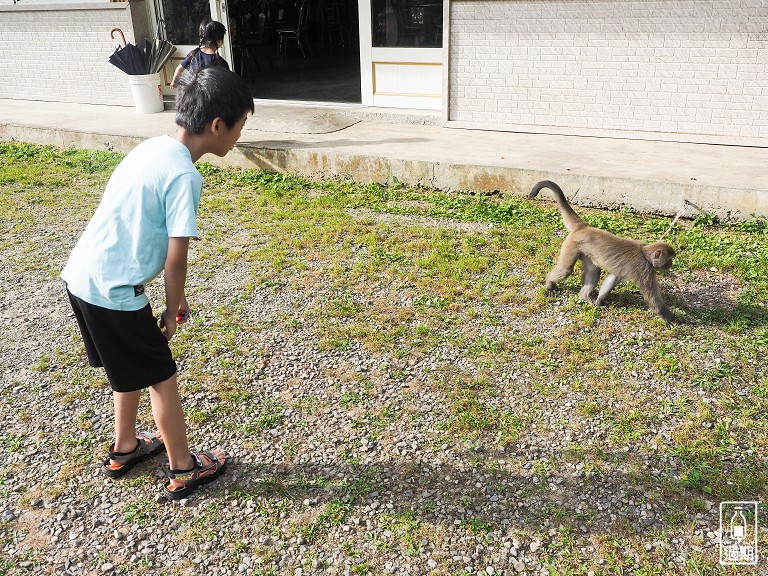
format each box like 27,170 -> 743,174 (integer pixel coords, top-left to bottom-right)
211,113 -> 248,157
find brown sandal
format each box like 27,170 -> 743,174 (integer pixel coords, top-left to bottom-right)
102,431 -> 165,479
163,451 -> 227,500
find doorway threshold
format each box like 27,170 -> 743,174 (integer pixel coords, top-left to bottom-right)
252,98 -> 442,126
164,96 -> 441,127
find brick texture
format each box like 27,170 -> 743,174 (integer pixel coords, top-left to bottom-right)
448,0 -> 768,146
0,2 -> 151,106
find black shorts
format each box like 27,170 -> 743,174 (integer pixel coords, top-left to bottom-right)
67,290 -> 177,393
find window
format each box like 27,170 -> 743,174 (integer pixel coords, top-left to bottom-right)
371,0 -> 442,48
160,0 -> 210,46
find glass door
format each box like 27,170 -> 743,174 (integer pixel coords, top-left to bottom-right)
358,0 -> 443,109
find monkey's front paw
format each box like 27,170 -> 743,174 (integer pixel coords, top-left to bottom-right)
658,311 -> 678,326
545,284 -> 559,297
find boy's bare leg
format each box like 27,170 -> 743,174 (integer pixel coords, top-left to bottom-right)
149,374 -> 190,470
149,374 -> 225,488
113,390 -> 142,456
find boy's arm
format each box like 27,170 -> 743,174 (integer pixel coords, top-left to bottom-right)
160,236 -> 190,340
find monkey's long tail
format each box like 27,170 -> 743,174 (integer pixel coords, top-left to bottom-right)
528,180 -> 584,232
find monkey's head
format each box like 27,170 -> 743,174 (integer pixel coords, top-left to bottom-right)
643,242 -> 676,270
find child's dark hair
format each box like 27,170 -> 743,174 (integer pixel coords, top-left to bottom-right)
175,68 -> 254,134
198,16 -> 212,41
199,18 -> 226,49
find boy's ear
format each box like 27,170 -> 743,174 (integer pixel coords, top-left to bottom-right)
210,117 -> 223,135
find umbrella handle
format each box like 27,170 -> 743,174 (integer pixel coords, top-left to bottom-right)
110,28 -> 127,46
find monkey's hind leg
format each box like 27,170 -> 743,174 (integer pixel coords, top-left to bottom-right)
578,258 -> 601,302
545,240 -> 579,295
595,273 -> 621,306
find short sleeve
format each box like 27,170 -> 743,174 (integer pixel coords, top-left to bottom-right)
165,172 -> 202,238
180,48 -> 197,70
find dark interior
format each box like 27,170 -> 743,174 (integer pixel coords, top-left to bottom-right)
229,0 -> 362,103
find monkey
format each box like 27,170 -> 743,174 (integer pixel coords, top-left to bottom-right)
528,180 -> 676,323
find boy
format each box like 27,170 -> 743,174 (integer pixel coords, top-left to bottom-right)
61,68 -> 254,500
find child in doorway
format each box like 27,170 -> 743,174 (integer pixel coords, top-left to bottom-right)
61,67 -> 253,500
170,18 -> 230,88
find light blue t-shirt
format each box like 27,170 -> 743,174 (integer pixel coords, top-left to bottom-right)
61,135 -> 202,311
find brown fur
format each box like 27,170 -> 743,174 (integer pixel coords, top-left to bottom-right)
529,180 -> 676,322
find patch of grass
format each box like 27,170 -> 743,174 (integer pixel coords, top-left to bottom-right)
123,498 -> 157,526
381,510 -> 425,556
220,393 -> 286,434
30,355 -> 50,372
692,362 -> 742,391
609,408 -> 653,444
459,517 -> 494,534
2,434 -> 24,452
299,498 -> 353,544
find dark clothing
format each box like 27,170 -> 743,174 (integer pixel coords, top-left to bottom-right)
181,48 -> 230,74
67,290 -> 177,392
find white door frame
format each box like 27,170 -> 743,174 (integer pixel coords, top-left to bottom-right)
210,0 -> 234,66
358,0 -> 443,110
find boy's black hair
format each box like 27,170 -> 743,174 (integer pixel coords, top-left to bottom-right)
199,19 -> 227,49
175,68 -> 254,134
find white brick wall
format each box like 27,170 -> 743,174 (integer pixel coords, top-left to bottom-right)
0,1 -> 151,106
448,0 -> 768,146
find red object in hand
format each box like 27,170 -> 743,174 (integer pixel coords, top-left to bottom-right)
176,310 -> 189,323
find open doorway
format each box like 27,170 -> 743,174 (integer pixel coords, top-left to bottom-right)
229,0 -> 361,103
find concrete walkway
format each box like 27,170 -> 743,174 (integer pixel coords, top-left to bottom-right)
1,98 -> 766,219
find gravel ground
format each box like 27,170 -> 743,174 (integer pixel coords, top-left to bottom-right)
1,183 -> 765,576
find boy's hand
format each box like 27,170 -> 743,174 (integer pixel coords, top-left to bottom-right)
159,309 -> 178,340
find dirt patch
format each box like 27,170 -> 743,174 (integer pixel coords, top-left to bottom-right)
347,207 -> 493,233
668,270 -> 743,311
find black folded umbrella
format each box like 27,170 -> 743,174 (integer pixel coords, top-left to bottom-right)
109,41 -> 147,75
108,28 -> 175,75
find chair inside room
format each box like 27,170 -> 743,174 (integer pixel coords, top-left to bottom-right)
390,0 -> 423,46
233,0 -> 273,77
276,0 -> 314,58
346,0 -> 359,46
320,0 -> 346,49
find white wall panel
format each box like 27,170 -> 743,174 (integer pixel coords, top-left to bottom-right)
448,0 -> 768,146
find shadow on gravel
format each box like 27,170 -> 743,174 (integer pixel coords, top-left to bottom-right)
593,272 -> 768,328
219,445 -> 765,537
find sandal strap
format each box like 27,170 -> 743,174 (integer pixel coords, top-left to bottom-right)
106,440 -> 141,464
106,431 -> 161,464
136,431 -> 158,444
198,451 -> 219,468
167,451 -> 222,482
